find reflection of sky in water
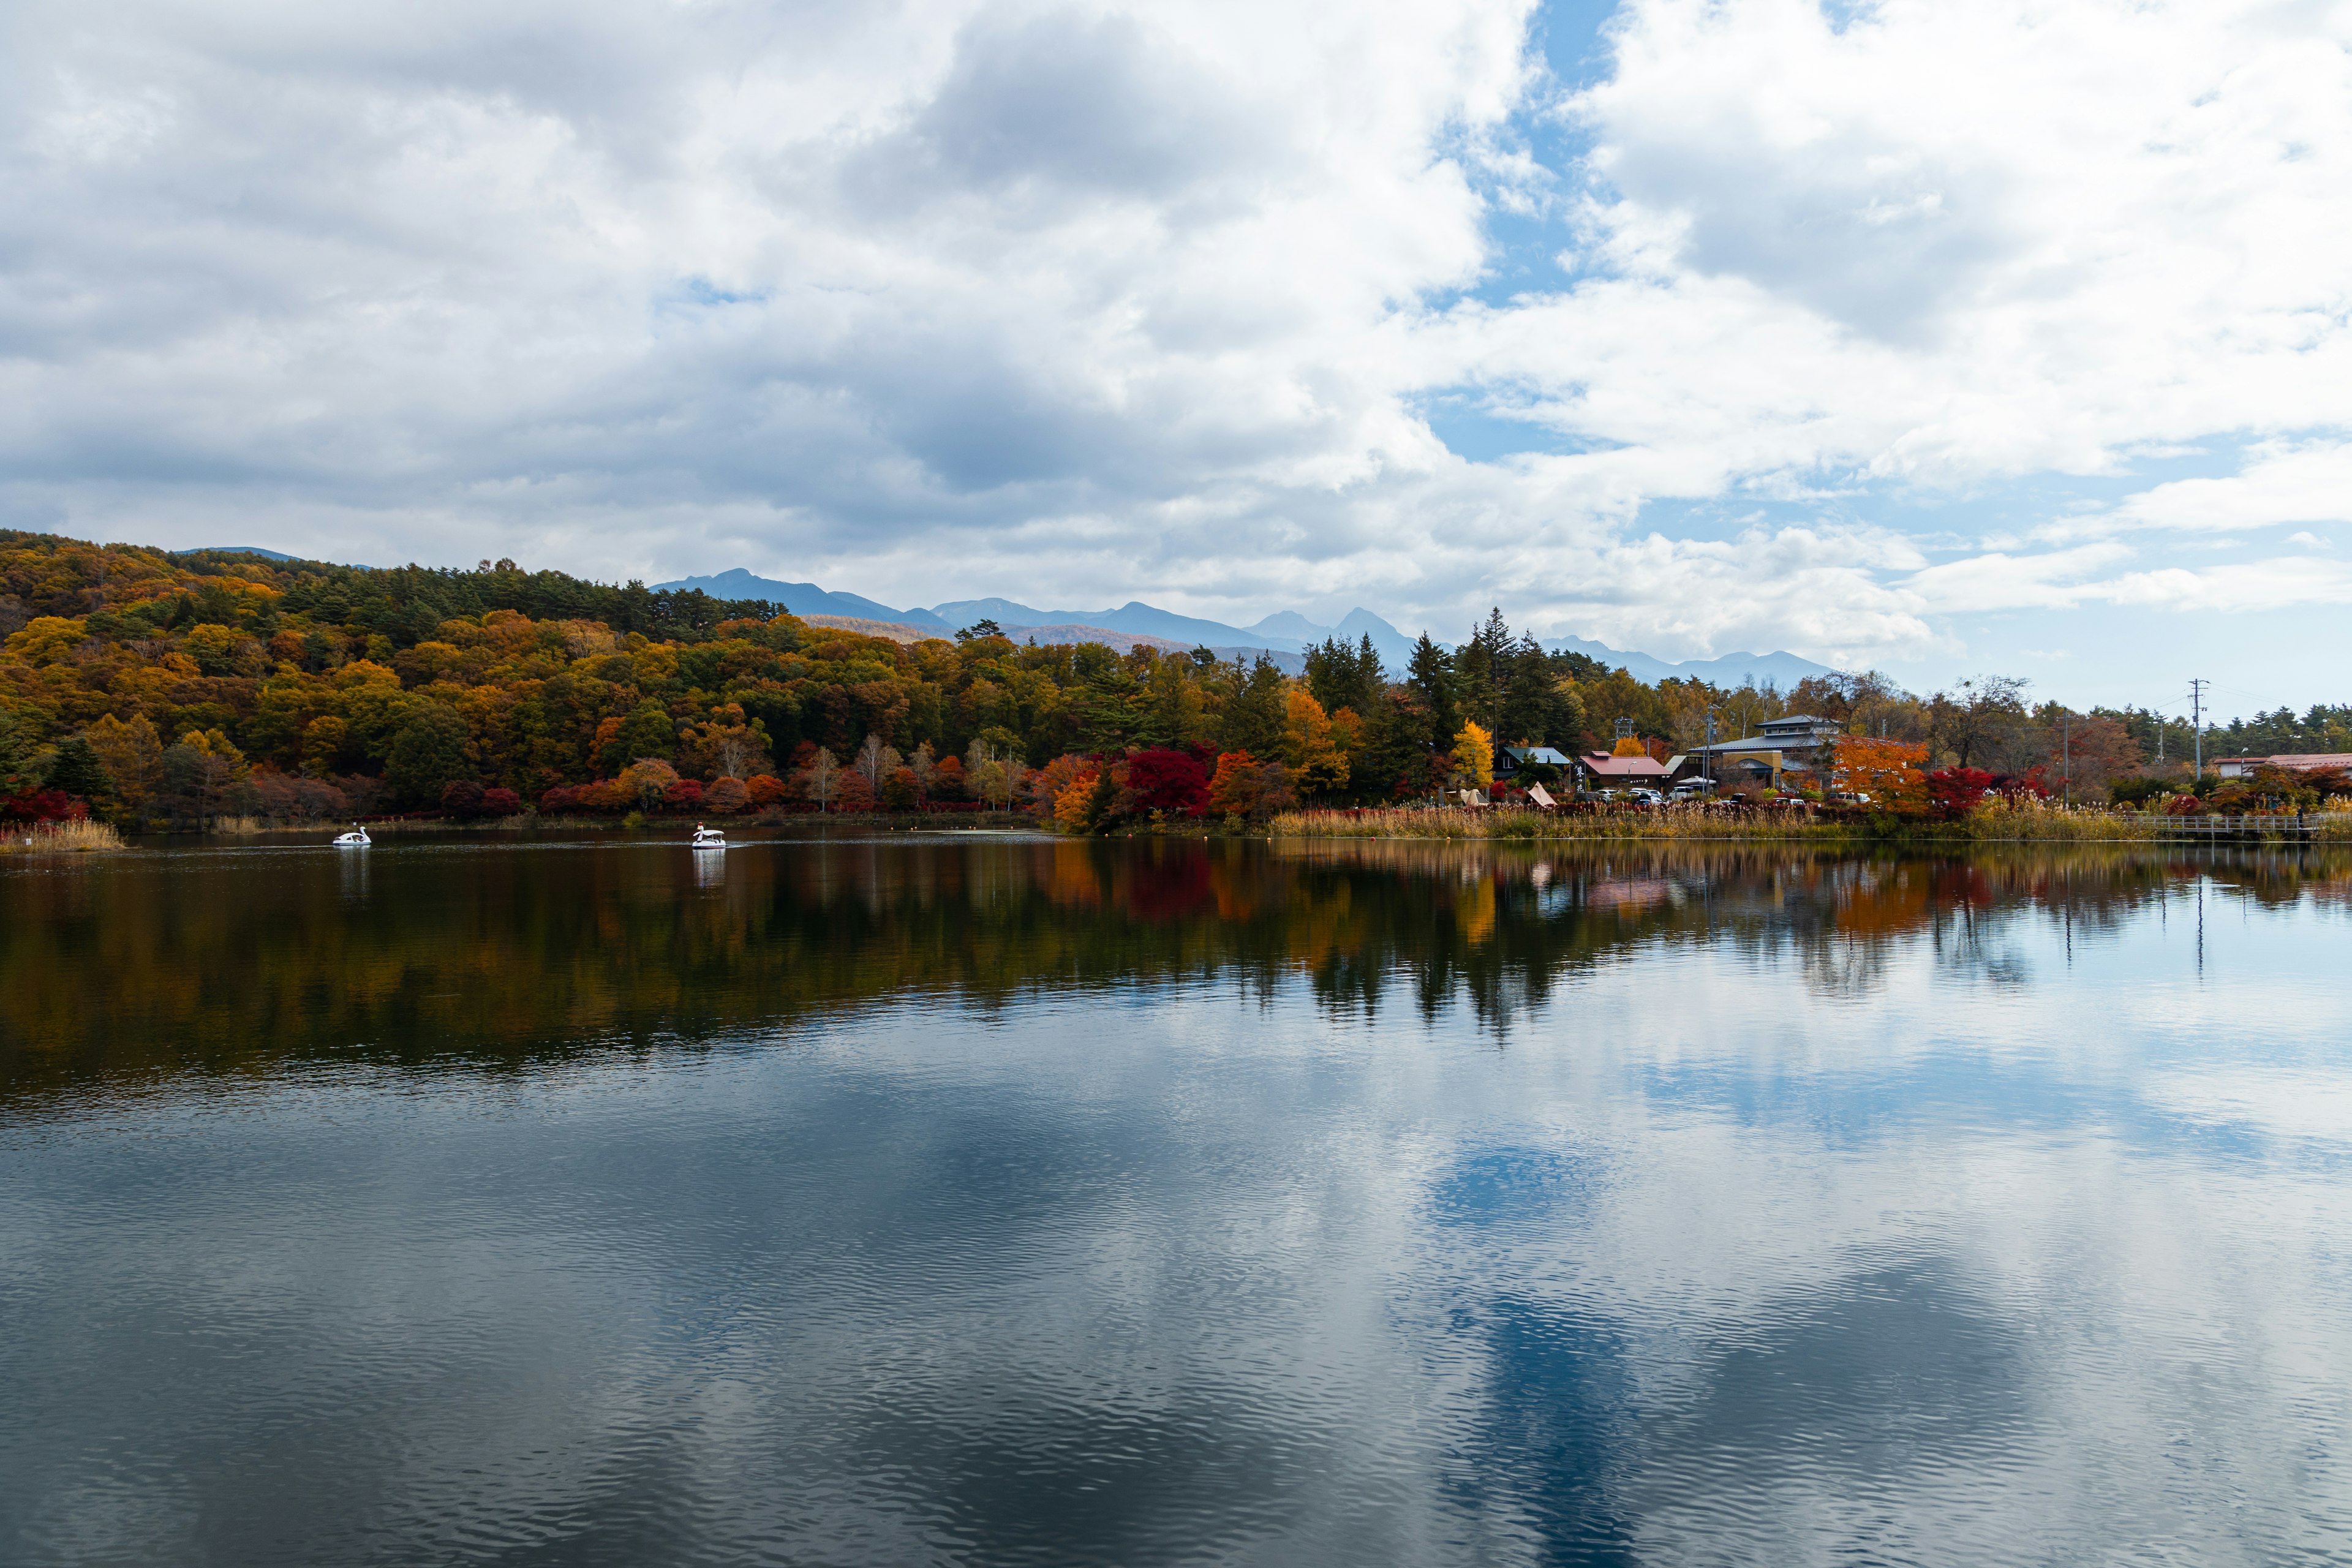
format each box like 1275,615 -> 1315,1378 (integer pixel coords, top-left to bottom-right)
3,844 -> 2351,1564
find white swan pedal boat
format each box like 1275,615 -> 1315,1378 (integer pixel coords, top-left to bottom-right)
690,824 -> 726,850
333,823 -> 371,846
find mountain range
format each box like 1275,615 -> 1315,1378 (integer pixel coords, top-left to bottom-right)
636,568 -> 1841,690
197,546 -> 1835,691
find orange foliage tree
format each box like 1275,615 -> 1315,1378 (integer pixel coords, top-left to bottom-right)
1833,737 -> 1929,813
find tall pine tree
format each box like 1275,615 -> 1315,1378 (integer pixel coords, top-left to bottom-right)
1406,634 -> 1457,757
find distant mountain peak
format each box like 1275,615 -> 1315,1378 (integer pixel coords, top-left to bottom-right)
1541,635 -> 1833,688
654,568 -> 1823,688
653,570 -> 951,630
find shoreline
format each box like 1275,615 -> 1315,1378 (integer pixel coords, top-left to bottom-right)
22,804 -> 2351,850
1265,804 -> 2352,845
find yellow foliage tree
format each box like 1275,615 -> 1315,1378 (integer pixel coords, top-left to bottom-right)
1452,722 -> 1494,788
5,616 -> 88,666
1283,688 -> 1351,798
83,713 -> 164,809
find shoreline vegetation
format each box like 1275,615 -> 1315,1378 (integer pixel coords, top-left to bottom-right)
88,798 -> 2350,850
1270,801 -> 2352,844
0,818 -> 126,853
6,531 -> 2350,846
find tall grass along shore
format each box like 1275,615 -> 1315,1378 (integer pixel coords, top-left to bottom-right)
2,819 -> 127,854
1270,801 -> 2345,843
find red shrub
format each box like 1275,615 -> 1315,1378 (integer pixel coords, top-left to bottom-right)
1126,748 -> 1210,816
0,790 -> 83,823
1926,766 -> 1994,819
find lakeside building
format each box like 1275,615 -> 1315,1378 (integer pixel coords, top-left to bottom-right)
1684,713 -> 1843,786
1577,752 -> 1675,791
2214,752 -> 2352,780
1496,745 -> 1575,781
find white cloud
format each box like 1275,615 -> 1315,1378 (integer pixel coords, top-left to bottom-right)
1479,0 -> 2352,485
2,0 -> 2351,684
2090,557 -> 2352,613
2086,442 -> 2352,537
1904,543 -> 2136,615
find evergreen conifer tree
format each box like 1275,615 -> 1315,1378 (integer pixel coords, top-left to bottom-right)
1406,635 -> 1457,756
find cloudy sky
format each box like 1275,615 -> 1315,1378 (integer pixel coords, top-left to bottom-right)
6,0 -> 2350,710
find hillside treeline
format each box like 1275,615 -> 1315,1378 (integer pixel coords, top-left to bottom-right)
0,530 -> 2339,827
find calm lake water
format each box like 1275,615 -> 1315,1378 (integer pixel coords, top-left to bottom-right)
4,832 -> 2351,1566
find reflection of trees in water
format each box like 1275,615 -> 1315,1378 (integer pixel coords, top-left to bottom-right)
4,840 -> 2346,1096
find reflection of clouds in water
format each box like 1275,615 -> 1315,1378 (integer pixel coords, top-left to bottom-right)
1404,1120 -> 2352,1559
10,843 -> 2352,1563
1378,909 -> 2352,1561
10,930 -> 2352,1565
1617,1256 -> 2039,1564
2145,1070 -> 2352,1147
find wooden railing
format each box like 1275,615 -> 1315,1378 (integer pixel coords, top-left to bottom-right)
2156,814 -> 2334,837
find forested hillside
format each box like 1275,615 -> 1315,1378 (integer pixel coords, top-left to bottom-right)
0,532 -> 1611,824
2,530 -> 2342,829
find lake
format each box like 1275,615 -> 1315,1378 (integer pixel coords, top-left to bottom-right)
4,832 -> 2350,1566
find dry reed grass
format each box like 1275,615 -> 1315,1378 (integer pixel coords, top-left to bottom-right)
2,818 -> 127,853
1268,805 -> 1845,841
1270,801 -> 2229,843
1950,799 -> 2163,841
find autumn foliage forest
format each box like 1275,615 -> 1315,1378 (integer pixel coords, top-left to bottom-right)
1,530 -> 2345,830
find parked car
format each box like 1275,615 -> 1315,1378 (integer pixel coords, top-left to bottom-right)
1669,779 -> 1716,800
1627,788 -> 1665,806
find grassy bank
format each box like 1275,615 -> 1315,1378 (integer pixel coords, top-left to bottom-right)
1267,804 -> 1853,842
187,809 -> 1041,837
1268,801 -> 2344,843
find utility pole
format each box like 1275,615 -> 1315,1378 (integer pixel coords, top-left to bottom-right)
2062,709 -> 2070,805
2190,679 -> 2209,788
1704,708 -> 1717,790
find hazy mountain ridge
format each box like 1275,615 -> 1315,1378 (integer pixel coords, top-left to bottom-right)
1539,636 -> 1834,690
654,569 -> 1833,687
657,569 -> 954,630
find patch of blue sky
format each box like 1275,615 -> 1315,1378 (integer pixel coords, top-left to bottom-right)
1424,0 -> 1626,315
1817,0 -> 1882,35
656,276 -> 771,316
1880,600 -> 2344,714
1416,385 -> 1624,462
1649,443 -> 2255,548
1484,438 -> 2257,549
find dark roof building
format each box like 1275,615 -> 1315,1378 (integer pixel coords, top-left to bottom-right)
1497,745 -> 1574,775
1688,714 -> 1841,757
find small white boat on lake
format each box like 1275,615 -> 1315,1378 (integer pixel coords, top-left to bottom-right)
691,824 -> 726,850
333,823 -> 371,846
